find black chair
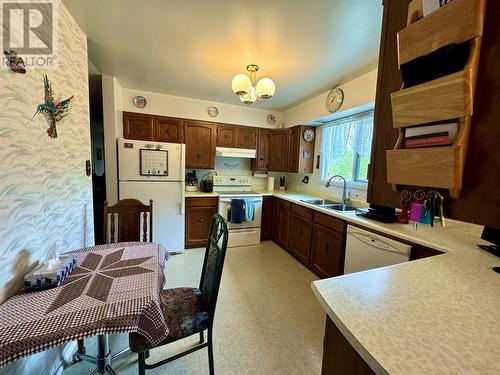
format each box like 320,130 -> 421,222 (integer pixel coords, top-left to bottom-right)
129,214 -> 229,375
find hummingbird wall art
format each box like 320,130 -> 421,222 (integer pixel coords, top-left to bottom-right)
33,74 -> 74,138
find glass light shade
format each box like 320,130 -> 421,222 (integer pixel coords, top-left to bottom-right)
231,73 -> 251,96
255,77 -> 276,99
240,85 -> 256,105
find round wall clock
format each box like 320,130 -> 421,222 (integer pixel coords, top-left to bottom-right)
303,129 -> 315,142
133,95 -> 147,108
326,87 -> 344,113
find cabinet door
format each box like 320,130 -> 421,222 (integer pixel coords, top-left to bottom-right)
185,206 -> 218,248
288,127 -> 300,173
216,125 -> 237,147
276,206 -> 291,250
310,225 -> 344,278
123,112 -> 155,141
268,130 -> 290,172
185,122 -> 216,169
261,196 -> 274,241
236,126 -> 257,149
289,214 -> 313,265
155,117 -> 183,143
253,129 -> 269,171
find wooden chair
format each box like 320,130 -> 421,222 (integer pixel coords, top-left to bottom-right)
76,198 -> 154,360
103,199 -> 154,243
129,214 -> 229,375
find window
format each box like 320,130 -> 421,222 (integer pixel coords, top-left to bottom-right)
320,110 -> 374,183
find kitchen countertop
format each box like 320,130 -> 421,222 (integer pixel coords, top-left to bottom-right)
184,190 -> 499,374
268,192 -> 500,375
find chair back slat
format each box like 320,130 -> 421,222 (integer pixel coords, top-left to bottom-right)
103,199 -> 153,244
142,212 -> 148,242
199,214 -> 229,318
110,212 -> 116,243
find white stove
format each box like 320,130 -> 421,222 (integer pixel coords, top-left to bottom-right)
213,176 -> 262,247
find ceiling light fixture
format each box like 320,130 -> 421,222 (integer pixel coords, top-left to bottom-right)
231,64 -> 276,105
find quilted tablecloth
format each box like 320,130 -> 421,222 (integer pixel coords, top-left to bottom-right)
0,242 -> 169,366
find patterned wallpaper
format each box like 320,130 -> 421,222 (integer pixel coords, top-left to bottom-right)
0,1 -> 93,373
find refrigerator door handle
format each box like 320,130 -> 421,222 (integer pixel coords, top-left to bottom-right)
180,186 -> 185,215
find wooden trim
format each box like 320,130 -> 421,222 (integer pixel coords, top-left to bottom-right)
185,197 -> 218,208
291,203 -> 313,221
390,69 -> 472,128
313,212 -> 345,234
386,146 -> 460,189
397,0 -> 487,66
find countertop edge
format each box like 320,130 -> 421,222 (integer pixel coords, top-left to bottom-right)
311,281 -> 389,375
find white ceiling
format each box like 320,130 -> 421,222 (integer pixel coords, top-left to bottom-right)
63,0 -> 382,111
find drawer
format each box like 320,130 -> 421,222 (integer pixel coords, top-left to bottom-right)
314,212 -> 345,233
185,197 -> 218,208
291,204 -> 313,221
277,198 -> 291,211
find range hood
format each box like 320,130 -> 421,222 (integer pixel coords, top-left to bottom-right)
216,147 -> 256,158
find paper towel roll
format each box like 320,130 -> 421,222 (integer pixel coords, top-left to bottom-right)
267,176 -> 275,192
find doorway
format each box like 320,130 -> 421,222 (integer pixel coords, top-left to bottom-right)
89,73 -> 106,244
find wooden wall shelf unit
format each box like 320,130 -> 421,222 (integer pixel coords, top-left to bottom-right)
387,0 -> 486,199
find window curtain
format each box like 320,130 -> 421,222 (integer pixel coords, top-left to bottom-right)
320,110 -> 374,180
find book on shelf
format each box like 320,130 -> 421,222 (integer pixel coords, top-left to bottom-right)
404,131 -> 451,148
405,122 -> 459,143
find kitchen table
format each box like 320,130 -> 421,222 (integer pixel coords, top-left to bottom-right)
0,242 -> 169,374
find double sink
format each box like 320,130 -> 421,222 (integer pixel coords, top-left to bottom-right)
301,199 -> 357,212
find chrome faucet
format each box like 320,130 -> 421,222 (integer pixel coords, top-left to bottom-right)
325,175 -> 348,205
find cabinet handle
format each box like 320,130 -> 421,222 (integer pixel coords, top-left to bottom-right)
136,127 -> 141,131
196,152 -> 201,159
199,218 -> 204,222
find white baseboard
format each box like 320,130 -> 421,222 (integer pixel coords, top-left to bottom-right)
51,341 -> 77,375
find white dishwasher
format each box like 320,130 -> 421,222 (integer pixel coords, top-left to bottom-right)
344,225 -> 412,274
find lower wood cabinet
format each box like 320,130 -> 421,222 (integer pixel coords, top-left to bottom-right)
185,197 -> 218,248
261,196 -> 274,241
276,200 -> 291,250
310,224 -> 344,278
322,317 -> 375,375
410,244 -> 444,260
289,213 -> 313,265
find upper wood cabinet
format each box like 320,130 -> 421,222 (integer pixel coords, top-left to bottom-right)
236,126 -> 257,149
155,117 -> 183,143
268,129 -> 290,172
216,125 -> 237,147
216,125 -> 257,149
253,129 -> 270,171
288,126 -> 315,174
123,112 -> 155,141
185,121 -> 216,169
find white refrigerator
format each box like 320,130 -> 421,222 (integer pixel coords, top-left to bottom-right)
118,138 -> 185,253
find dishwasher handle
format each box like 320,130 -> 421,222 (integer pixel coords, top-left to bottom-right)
348,231 -> 405,255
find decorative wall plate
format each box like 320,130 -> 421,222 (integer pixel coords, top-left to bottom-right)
303,129 -> 315,142
208,106 -> 219,117
266,114 -> 276,125
133,95 -> 147,108
326,87 -> 344,113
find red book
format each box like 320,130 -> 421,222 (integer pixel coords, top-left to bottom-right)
405,134 -> 450,148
